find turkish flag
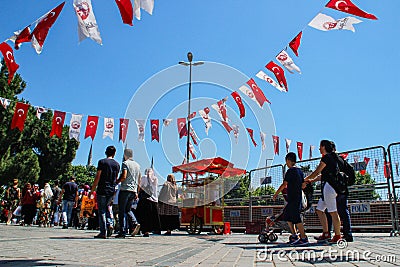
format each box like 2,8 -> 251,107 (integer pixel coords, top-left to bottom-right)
188,111 -> 196,120
289,31 -> 302,57
326,0 -> 377,20
85,115 -> 99,140
272,135 -> 279,155
151,119 -> 159,142
31,2 -> 65,54
297,142 -> 303,161
384,161 -> 391,179
231,91 -> 246,118
221,121 -> 233,133
360,157 -> 370,175
266,61 -> 288,92
50,110 -> 66,138
0,42 -> 19,84
119,118 -> 129,142
115,0 -> 133,26
246,128 -> 257,147
11,102 -> 29,132
14,26 -> 32,49
177,118 -> 187,139
246,78 -> 271,107
340,153 -> 349,160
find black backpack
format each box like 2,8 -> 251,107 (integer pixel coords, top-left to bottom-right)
330,153 -> 356,194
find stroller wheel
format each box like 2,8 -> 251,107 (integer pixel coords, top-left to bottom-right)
268,233 -> 278,242
258,234 -> 268,243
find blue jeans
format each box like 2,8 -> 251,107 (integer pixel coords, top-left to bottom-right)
97,195 -> 113,236
326,194 -> 352,236
118,191 -> 138,235
62,200 -> 74,226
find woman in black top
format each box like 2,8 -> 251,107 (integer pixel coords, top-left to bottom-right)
304,140 -> 342,243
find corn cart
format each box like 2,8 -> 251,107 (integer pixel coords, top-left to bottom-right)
172,157 -> 246,235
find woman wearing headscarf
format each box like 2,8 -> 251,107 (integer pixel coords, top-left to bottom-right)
136,168 -> 161,237
158,174 -> 180,235
38,181 -> 53,227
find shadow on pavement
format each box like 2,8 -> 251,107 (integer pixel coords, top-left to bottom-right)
0,259 -> 65,266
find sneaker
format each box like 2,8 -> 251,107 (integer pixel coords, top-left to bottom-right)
62,225 -> 68,229
115,234 -> 126,239
287,234 -> 299,244
291,237 -> 309,246
329,234 -> 342,243
131,224 -> 141,236
314,232 -> 331,243
94,234 -> 107,239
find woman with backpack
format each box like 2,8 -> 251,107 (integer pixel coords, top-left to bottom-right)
303,140 -> 342,243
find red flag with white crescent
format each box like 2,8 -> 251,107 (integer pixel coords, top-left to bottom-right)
325,0 -> 377,20
297,142 -> 303,161
177,118 -> 187,139
266,61 -> 288,92
221,121 -> 233,133
231,91 -> 245,118
115,0 -> 133,26
289,31 -> 302,57
11,102 -> 29,132
151,119 -> 159,142
246,78 -> 271,107
0,42 -> 19,84
50,110 -> 66,138
85,115 -> 99,140
272,135 -> 279,155
246,128 -> 257,147
340,153 -> 349,160
119,118 -> 129,142
31,2 -> 66,54
14,26 -> 32,50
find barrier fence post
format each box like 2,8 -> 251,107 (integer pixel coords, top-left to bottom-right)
248,171 -> 253,222
388,143 -> 400,235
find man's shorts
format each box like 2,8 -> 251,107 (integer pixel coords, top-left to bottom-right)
316,182 -> 337,212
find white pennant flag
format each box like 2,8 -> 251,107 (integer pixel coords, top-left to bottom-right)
256,71 -> 286,92
285,138 -> 292,153
134,0 -> 154,20
69,114 -> 83,141
73,0 -> 102,44
276,50 -> 301,74
309,145 -> 315,159
36,107 -> 48,119
309,13 -> 362,33
163,119 -> 173,127
232,124 -> 239,144
198,108 -> 212,135
189,125 -> 200,145
260,131 -> 267,151
135,119 -> 145,142
211,99 -> 228,122
0,97 -> 11,109
103,117 -> 114,140
239,84 -> 261,108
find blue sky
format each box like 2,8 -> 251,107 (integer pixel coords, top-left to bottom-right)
1,0 -> 398,183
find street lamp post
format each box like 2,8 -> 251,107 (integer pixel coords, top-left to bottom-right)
179,52 -> 204,163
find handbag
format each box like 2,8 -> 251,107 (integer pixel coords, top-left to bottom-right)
139,176 -> 153,199
13,205 -> 22,216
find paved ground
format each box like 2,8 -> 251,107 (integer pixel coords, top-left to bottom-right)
0,224 -> 400,266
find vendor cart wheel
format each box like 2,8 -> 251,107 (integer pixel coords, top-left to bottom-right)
268,233 -> 278,242
187,215 -> 203,235
258,234 -> 268,243
213,225 -> 224,235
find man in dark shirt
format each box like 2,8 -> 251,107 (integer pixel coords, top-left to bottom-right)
58,177 -> 78,229
51,180 -> 62,226
91,145 -> 120,239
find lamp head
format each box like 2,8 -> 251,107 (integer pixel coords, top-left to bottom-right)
187,52 -> 193,62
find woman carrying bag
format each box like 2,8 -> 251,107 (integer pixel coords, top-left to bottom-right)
158,174 -> 180,235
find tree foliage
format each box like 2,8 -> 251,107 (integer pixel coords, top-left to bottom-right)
0,60 -> 79,187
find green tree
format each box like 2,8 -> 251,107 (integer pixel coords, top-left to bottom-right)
60,165 -> 97,186
0,60 -> 79,186
349,172 -> 380,201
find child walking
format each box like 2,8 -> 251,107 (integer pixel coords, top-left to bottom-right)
273,152 -> 308,246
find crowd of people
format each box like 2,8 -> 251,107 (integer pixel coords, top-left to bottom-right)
0,146 -> 180,238
1,141 -> 355,244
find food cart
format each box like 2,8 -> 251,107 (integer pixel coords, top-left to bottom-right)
172,157 -> 246,234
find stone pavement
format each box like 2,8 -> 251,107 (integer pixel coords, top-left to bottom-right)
0,224 -> 400,266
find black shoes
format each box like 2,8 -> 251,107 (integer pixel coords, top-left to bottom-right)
115,234 -> 126,239
62,225 -> 68,229
107,226 -> 114,237
94,234 -> 107,239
